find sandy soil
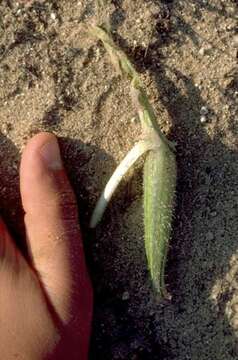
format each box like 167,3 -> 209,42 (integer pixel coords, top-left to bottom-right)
0,0 -> 238,359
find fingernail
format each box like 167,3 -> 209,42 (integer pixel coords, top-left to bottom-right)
40,137 -> 63,170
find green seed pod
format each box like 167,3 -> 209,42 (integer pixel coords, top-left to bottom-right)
90,25 -> 177,297
144,143 -> 176,297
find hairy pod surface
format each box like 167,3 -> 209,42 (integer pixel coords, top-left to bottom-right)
144,143 -> 176,297
91,25 -> 177,297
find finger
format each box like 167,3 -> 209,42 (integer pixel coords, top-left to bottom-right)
20,133 -> 92,325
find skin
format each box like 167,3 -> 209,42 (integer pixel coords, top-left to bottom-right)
0,132 -> 93,359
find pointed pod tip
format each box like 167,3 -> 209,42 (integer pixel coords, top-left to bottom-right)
89,212 -> 101,229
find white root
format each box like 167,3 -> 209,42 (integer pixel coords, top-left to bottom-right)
90,140 -> 158,228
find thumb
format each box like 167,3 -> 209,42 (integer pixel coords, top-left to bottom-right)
20,133 -> 92,327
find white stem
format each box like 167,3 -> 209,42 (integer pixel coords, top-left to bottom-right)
90,140 -> 156,228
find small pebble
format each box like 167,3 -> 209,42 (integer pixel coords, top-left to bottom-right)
51,12 -> 57,20
227,6 -> 236,15
206,44 -> 212,51
122,291 -> 130,301
200,106 -> 209,115
95,48 -> 100,61
232,303 -> 238,313
199,47 -> 205,56
200,115 -> 207,124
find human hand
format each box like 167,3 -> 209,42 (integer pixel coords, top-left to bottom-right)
0,133 -> 93,359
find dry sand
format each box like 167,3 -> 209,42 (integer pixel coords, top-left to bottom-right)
0,0 -> 238,359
